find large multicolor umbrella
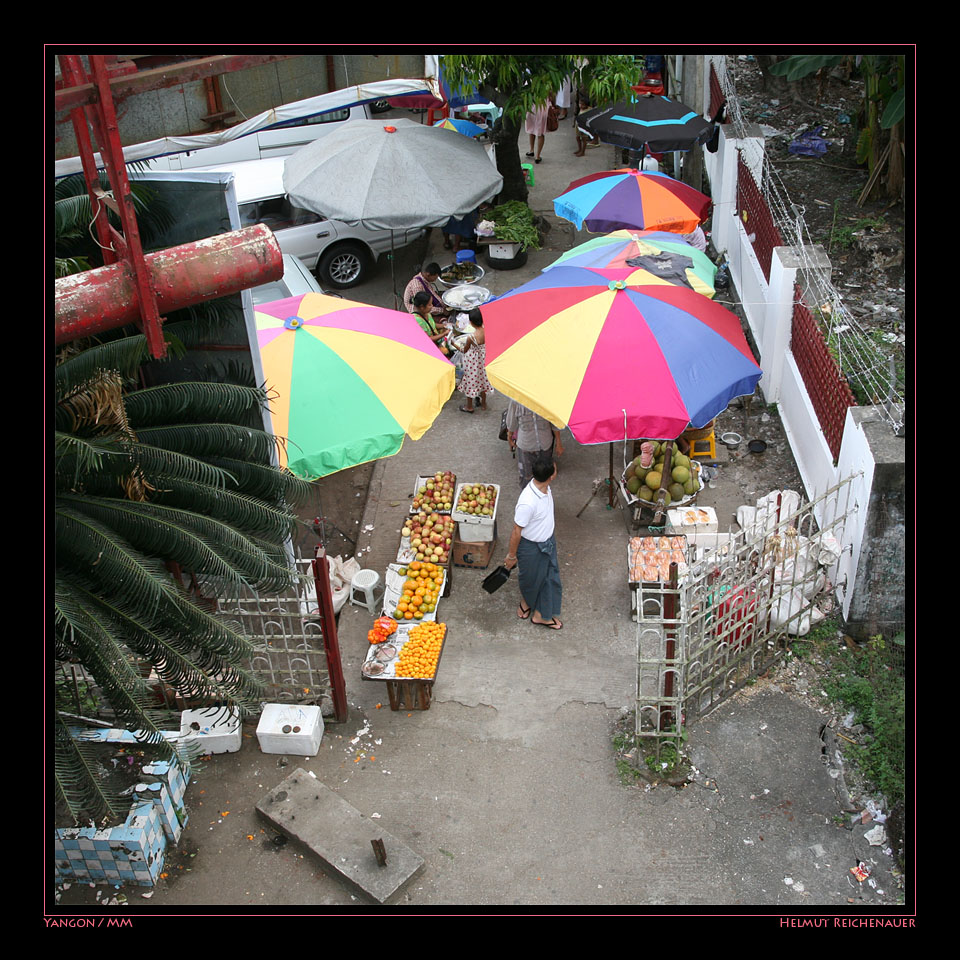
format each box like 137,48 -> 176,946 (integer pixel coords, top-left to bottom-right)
577,94 -> 713,155
554,168 -> 711,234
544,230 -> 718,298
482,276 -> 761,445
255,292 -> 455,478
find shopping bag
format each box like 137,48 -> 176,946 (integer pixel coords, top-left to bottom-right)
481,565 -> 512,594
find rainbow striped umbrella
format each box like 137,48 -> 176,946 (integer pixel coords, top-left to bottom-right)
255,292 -> 454,479
544,230 -> 718,298
553,168 -> 711,234
482,274 -> 761,444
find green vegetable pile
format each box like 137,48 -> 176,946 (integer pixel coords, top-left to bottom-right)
487,201 -> 541,252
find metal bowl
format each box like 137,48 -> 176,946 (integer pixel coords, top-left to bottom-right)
720,431 -> 742,449
441,284 -> 491,311
437,262 -> 485,288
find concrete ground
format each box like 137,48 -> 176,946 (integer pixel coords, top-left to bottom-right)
54,115 -> 905,914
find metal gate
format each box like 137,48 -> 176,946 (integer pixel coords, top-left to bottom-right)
634,476 -> 861,761
213,548 -> 348,722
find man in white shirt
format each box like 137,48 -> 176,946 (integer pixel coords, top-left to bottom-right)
503,457 -> 562,630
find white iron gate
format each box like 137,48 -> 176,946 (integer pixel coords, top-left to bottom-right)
634,477 -> 861,761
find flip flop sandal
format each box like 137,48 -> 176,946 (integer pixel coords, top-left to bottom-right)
525,152 -> 535,157
533,617 -> 562,630
517,603 -> 531,620
535,157 -> 542,163
458,405 -> 475,414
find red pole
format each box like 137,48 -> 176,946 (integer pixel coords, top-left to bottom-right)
54,224 -> 283,346
313,546 -> 348,723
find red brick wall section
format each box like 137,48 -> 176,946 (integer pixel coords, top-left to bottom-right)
736,153 -> 782,283
790,286 -> 857,460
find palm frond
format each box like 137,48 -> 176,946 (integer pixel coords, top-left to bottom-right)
60,494 -> 297,587
207,455 -> 315,504
55,338 -> 148,397
54,713 -> 131,826
134,422 -> 282,464
55,504 -> 186,619
55,192 -> 96,242
61,575 -> 261,704
124,382 -> 270,428
146,476 -> 297,541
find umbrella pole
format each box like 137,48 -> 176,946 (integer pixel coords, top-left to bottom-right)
390,230 -> 400,311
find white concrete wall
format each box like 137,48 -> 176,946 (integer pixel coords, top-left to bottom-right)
697,65 -> 881,621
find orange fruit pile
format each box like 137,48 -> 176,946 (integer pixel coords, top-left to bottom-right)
394,622 -> 446,679
391,562 -> 445,621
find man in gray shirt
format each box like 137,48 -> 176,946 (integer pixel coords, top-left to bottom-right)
505,400 -> 565,489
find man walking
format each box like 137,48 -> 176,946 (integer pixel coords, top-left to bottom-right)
503,457 -> 562,631
505,399 -> 564,489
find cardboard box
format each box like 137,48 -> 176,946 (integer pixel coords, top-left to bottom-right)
452,521 -> 498,568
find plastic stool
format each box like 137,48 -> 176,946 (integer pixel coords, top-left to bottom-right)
349,569 -> 383,614
521,162 -> 534,186
688,429 -> 716,460
455,249 -> 477,265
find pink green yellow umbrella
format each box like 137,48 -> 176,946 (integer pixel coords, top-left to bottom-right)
255,292 -> 454,478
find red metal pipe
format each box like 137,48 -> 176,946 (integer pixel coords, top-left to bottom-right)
313,546 -> 348,722
54,224 -> 283,346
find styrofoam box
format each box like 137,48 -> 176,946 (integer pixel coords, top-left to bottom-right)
256,704 -> 324,756
180,707 -> 242,754
489,242 -> 521,259
666,505 -> 718,536
451,481 -> 500,533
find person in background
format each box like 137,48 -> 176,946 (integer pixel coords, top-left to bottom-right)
503,457 -> 563,630
403,263 -> 448,318
505,399 -> 564,488
682,225 -> 708,252
555,76 -> 573,120
525,98 -> 552,164
573,92 -> 599,156
412,291 -> 451,355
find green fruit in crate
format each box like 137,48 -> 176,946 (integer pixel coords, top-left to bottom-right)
669,482 -> 685,502
645,470 -> 662,491
638,485 -> 654,502
625,464 -> 636,481
663,491 -> 672,506
674,453 -> 690,470
684,477 -> 698,496
635,465 -> 650,482
627,476 -> 641,495
672,465 -> 691,484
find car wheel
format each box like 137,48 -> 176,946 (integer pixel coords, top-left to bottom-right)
369,98 -> 391,114
317,243 -> 368,289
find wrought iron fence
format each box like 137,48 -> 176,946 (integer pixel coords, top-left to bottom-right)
635,477 -> 860,756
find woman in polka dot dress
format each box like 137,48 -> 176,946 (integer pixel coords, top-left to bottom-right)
457,308 -> 492,413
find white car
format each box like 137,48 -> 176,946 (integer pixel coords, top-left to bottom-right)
193,157 -> 424,289
251,254 -> 333,306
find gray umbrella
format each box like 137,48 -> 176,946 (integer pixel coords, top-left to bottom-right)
283,117 -> 503,231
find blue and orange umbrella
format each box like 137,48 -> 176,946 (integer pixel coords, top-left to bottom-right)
553,169 -> 711,235
255,293 -> 454,479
